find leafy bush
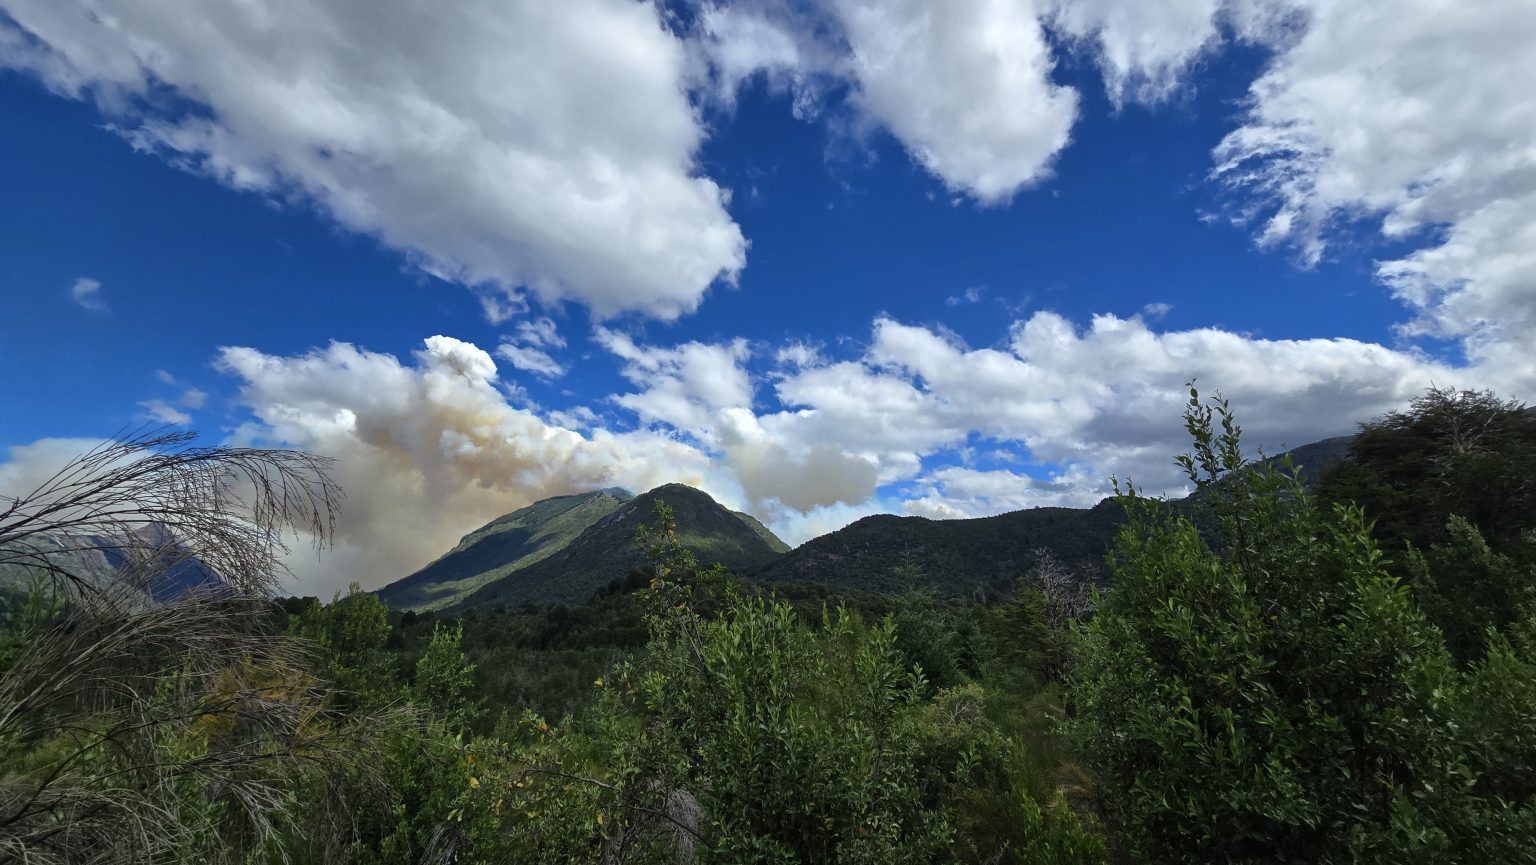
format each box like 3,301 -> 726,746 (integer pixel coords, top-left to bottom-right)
1068,389 -> 1468,863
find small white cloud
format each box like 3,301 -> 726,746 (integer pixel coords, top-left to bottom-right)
69,277 -> 107,314
695,3 -> 817,108
137,399 -> 192,426
1045,0 -> 1226,106
476,288 -> 528,326
177,388 -> 208,409
155,369 -> 178,385
595,327 -> 753,437
494,316 -> 569,379
774,342 -> 823,369
830,0 -> 1079,203
514,317 -> 567,350
1142,302 -> 1173,320
495,342 -> 567,380
546,405 -> 600,430
946,285 -> 987,306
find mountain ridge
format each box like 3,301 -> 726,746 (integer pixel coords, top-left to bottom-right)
378,483 -> 789,612
378,435 -> 1355,611
376,488 -> 634,611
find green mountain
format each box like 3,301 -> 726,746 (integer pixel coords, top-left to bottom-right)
377,488 -> 634,611
757,435 -> 1357,600
382,436 -> 1354,612
1265,434 -> 1355,487
379,484 -> 789,612
754,499 -> 1129,599
733,510 -> 792,554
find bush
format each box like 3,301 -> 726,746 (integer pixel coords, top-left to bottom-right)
1068,389 -> 1466,863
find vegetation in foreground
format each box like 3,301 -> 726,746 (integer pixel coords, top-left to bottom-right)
1,387 -> 1533,863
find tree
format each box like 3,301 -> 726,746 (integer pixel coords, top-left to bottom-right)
1068,390 -> 1466,863
414,622 -> 479,729
1320,386 -> 1536,556
1455,602 -> 1536,808
995,550 -> 1092,687
294,583 -> 399,710
1401,516 -> 1536,664
1319,387 -> 1536,664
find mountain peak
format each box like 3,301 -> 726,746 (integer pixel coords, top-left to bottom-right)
640,482 -> 707,498
378,482 -> 788,612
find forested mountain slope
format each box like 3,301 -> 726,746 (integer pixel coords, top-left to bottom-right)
382,483 -> 789,611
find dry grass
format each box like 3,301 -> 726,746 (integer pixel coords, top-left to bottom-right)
0,430 -> 392,864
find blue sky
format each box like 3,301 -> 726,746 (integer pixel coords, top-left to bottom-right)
1,0 -> 1531,594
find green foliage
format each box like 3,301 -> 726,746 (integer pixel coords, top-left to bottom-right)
41,391 -> 1536,863
414,622 -> 479,729
1319,387 -> 1536,664
1320,386 -> 1536,556
1010,791 -> 1107,865
1456,603 -> 1536,807
889,558 -> 983,691
1068,389 -> 1468,863
0,584 -> 374,865
294,583 -> 398,710
914,684 -> 1106,865
491,597 -> 957,863
0,576 -> 60,672
1402,517 -> 1536,664
424,501 -> 1109,865
988,553 -> 1090,690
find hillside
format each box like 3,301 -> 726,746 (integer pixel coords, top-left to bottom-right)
1265,434 -> 1354,487
380,484 -> 789,612
1,523 -> 222,603
753,499 -> 1129,599
756,435 -> 1356,599
377,489 -> 633,611
382,435 -> 1355,612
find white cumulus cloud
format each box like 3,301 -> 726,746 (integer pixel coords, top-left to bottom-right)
1,0 -> 746,320
693,0 -> 1080,203
595,327 -> 754,439
597,312 -> 1471,536
829,0 -> 1079,203
1213,0 -> 1536,367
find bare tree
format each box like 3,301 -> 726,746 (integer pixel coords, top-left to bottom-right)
1031,548 -> 1091,631
0,429 -> 387,865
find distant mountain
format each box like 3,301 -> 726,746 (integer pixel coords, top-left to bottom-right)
754,499 -> 1130,600
381,435 -> 1355,612
97,523 -> 224,602
756,435 -> 1357,600
0,522 -> 223,602
377,488 -> 633,611
734,510 -> 793,555
379,484 -> 789,612
1266,435 -> 1354,487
